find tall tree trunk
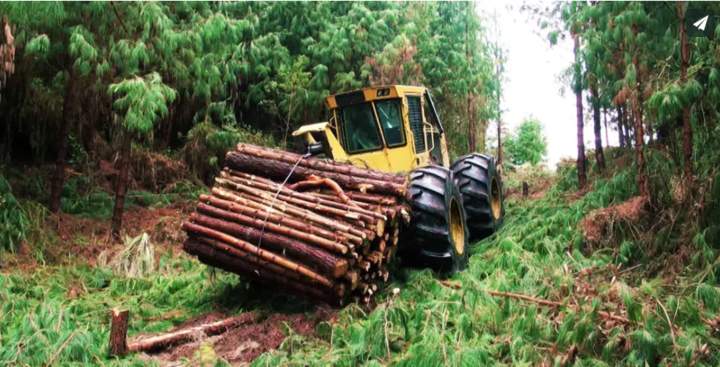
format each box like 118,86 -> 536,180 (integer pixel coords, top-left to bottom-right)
111,130 -> 132,239
617,106 -> 626,148
496,116 -> 502,165
623,103 -> 633,148
573,34 -> 587,190
49,72 -> 76,213
631,55 -> 649,198
603,107 -> 610,149
465,4 -> 476,152
590,82 -> 606,170
678,2 -> 693,177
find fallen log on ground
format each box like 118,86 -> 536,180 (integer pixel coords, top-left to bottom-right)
108,309 -> 258,356
182,144 -> 409,305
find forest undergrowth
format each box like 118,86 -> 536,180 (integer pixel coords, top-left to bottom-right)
1,149 -> 719,366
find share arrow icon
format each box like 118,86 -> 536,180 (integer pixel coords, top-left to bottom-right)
694,15 -> 709,31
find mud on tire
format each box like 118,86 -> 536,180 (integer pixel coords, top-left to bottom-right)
451,153 -> 504,242
400,165 -> 468,274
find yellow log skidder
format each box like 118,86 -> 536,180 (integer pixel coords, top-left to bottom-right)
293,85 -> 504,274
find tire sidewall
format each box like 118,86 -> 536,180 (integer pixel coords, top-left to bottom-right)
445,170 -> 469,273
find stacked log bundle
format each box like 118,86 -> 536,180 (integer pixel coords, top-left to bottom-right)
182,144 -> 410,305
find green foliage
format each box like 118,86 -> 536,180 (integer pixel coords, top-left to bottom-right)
505,117 -> 547,166
2,2 -> 502,174
251,164 -> 716,366
0,258 -> 242,365
59,175 -> 202,219
2,157 -> 720,366
184,120 -> 275,180
25,34 -> 50,58
0,175 -> 28,252
108,73 -> 177,135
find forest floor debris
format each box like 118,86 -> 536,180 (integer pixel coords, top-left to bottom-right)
580,195 -> 648,244
141,307 -> 336,365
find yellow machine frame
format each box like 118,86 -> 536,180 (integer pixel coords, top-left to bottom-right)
292,85 -> 451,173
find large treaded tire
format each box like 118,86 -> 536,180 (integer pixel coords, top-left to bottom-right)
451,153 -> 504,242
400,165 -> 468,274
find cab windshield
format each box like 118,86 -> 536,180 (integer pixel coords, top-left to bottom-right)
338,99 -> 405,153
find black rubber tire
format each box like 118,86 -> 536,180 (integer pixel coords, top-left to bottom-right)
451,153 -> 504,242
400,165 -> 469,274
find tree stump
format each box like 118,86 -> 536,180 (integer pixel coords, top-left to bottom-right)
522,182 -> 529,198
108,309 -> 129,357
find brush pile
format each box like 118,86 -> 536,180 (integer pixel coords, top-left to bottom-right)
182,144 -> 410,305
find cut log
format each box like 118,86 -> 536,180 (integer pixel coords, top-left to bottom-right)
214,183 -> 369,241
235,143 -> 407,185
226,150 -> 406,196
195,201 -> 350,257
209,189 -> 363,246
185,239 -> 343,303
192,209 -> 349,277
183,221 -> 334,288
225,170 -> 387,220
127,312 -> 257,353
201,193 -> 359,246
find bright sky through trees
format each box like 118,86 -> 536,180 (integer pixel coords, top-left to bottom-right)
478,1 -> 618,168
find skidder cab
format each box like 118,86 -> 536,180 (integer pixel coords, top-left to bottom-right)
293,85 -> 505,273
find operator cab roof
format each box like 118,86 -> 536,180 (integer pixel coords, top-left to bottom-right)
326,85 -> 427,108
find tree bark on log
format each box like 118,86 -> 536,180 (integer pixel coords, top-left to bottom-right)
188,236 -> 325,287
235,143 -> 406,185
183,143 -> 404,305
218,174 -> 374,222
126,311 -> 257,353
183,221 -> 334,287
195,201 -> 350,257
192,208 -> 349,277
213,185 -> 368,243
201,193 -> 359,246
214,183 -> 373,241
225,151 -> 406,196
184,239 -> 342,303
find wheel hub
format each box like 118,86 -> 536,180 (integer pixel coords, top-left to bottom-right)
490,178 -> 502,220
449,198 -> 465,255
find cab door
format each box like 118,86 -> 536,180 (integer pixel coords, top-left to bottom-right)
335,102 -> 392,172
404,94 -> 433,168
374,98 -> 416,172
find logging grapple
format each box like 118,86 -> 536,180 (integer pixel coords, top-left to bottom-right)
182,85 -> 504,305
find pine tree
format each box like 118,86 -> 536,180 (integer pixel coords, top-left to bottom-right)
108,73 -> 176,238
573,32 -> 587,190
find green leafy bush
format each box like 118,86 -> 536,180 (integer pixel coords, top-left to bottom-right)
0,176 -> 28,252
505,117 -> 547,166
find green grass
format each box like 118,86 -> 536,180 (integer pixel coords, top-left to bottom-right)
0,255 -> 242,366
1,163 -> 719,366
0,175 -> 30,252
60,177 -> 206,219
